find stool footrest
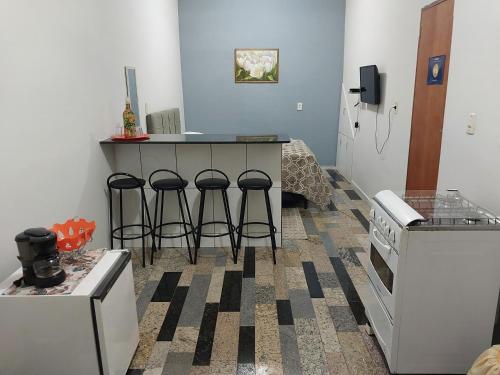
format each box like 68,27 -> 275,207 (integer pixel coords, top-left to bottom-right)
196,221 -> 236,238
112,224 -> 154,240
236,221 -> 277,239
154,221 -> 195,239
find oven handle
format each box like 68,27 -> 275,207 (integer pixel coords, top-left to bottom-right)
372,226 -> 394,254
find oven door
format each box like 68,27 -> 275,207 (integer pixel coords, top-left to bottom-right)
367,223 -> 398,319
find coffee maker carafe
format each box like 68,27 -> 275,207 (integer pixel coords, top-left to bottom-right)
15,228 -> 66,288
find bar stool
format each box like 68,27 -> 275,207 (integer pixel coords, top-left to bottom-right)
194,169 -> 237,264
149,169 -> 194,265
236,169 -> 277,264
107,172 -> 156,267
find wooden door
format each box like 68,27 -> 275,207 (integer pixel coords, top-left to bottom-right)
406,0 -> 454,191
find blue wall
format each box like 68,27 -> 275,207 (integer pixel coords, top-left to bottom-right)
178,0 -> 345,165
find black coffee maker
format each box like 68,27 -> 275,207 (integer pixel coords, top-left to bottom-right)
15,228 -> 66,288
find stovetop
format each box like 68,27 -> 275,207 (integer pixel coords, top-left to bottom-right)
402,190 -> 500,229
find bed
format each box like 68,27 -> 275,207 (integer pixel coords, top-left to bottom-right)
282,139 -> 334,209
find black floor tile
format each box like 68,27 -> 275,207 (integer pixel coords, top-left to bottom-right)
328,201 -> 337,211
151,272 -> 182,302
302,262 -> 325,298
330,257 -> 361,302
351,209 -> 369,232
157,286 -> 189,341
276,300 -> 294,325
329,179 -> 341,189
193,303 -> 219,366
344,190 -> 362,200
243,247 -> 255,278
330,257 -> 368,325
237,326 -> 255,364
327,169 -> 345,182
350,300 -> 368,326
219,271 -> 243,312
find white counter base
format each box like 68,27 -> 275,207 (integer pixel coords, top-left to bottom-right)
108,143 -> 282,248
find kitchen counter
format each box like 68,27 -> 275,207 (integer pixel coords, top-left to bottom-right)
100,134 -> 289,248
99,133 -> 290,144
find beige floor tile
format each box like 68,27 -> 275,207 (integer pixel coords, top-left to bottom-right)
209,360 -> 238,375
255,259 -> 274,276
256,274 -> 275,286
312,299 -> 342,353
169,326 -> 199,353
211,312 -> 240,362
281,250 -> 301,268
285,266 -> 308,290
273,263 -> 288,300
338,331 -> 376,375
325,352 -> 350,375
190,365 -> 211,375
255,304 -> 283,375
145,341 -> 170,371
130,302 -> 170,369
205,266 -> 225,303
178,264 -> 195,286
323,287 -> 349,306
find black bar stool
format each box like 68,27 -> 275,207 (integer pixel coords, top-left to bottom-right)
194,169 -> 237,264
149,169 -> 194,265
107,172 -> 156,267
236,169 -> 277,264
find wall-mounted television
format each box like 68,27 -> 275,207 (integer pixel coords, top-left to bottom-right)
360,65 -> 380,105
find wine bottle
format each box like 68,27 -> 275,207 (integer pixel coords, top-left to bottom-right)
123,97 -> 137,137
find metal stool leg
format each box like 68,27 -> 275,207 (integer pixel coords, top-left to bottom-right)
141,188 -> 146,268
264,189 -> 277,264
158,190 -> 165,250
152,189 -> 159,254
109,187 -> 114,249
177,190 -> 193,264
222,189 -> 237,264
236,189 -> 247,251
195,190 -> 206,264
183,189 -> 196,246
142,188 -> 156,265
119,189 -> 124,250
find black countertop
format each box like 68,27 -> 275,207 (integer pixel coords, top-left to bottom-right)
100,133 -> 290,145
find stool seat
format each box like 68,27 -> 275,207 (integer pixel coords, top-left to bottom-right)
107,172 -> 155,268
109,177 -> 146,190
238,177 -> 272,190
236,169 -> 277,264
151,178 -> 188,191
196,177 -> 230,190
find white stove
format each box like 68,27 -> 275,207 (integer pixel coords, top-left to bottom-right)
363,190 -> 500,374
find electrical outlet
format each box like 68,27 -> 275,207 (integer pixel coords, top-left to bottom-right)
466,113 -> 477,135
297,102 -> 303,111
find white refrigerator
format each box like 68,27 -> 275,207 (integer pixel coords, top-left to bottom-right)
0,250 -> 139,375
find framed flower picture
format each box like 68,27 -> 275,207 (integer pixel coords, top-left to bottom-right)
234,49 -> 279,83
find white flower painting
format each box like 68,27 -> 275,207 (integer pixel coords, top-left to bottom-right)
235,49 -> 279,83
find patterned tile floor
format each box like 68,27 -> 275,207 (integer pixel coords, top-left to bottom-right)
127,169 -> 390,375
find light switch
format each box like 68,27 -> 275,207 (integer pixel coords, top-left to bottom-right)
466,113 -> 477,135
297,102 -> 303,111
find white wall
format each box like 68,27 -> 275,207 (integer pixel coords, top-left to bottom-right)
0,0 -> 183,279
438,1 -> 500,213
341,0 -> 500,214
341,0 -> 427,199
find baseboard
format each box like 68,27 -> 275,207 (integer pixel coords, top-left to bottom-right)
320,165 -> 336,170
350,179 -> 372,203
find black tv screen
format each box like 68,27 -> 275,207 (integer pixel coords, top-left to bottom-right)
360,65 -> 380,105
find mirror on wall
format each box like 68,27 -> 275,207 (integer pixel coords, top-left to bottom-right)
124,66 -> 140,127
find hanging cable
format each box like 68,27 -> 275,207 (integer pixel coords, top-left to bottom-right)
375,105 -> 395,154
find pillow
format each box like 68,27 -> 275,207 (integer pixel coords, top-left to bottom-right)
469,345 -> 500,375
